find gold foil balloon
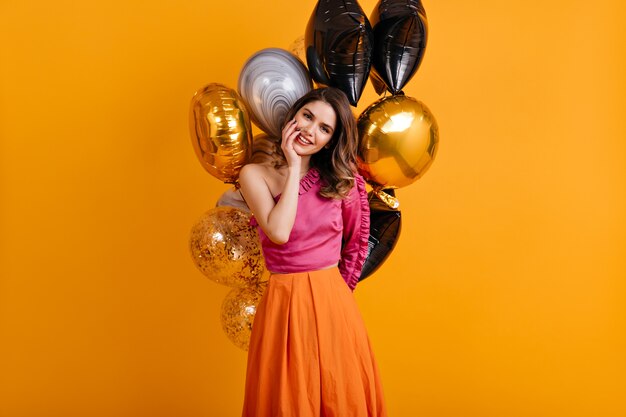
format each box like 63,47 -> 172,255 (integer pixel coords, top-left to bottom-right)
189,206 -> 265,287
189,83 -> 253,183
221,283 -> 267,351
357,94 -> 439,189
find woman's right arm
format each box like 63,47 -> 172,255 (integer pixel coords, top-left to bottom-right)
238,119 -> 303,245
238,164 -> 299,244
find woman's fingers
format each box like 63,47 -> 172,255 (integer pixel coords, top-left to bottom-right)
281,119 -> 297,139
281,119 -> 302,166
282,119 -> 299,151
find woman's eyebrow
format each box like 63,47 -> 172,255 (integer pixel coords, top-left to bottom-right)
320,123 -> 334,132
302,106 -> 334,131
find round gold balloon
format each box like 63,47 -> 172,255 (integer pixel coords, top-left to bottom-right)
221,282 -> 267,351
189,206 -> 265,287
357,94 -> 439,189
189,83 -> 253,183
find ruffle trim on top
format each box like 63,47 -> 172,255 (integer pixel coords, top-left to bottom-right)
272,167 -> 321,201
298,167 -> 321,195
345,174 -> 371,291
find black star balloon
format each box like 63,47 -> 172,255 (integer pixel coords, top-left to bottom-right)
370,0 -> 428,94
359,189 -> 402,280
305,0 -> 373,106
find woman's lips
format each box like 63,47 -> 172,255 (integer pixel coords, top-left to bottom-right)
297,134 -> 312,145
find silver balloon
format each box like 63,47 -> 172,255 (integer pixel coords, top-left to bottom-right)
238,48 -> 313,138
216,187 -> 249,212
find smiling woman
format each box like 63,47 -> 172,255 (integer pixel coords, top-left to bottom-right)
238,87 -> 387,416
2,0 -> 624,416
291,100 -> 336,153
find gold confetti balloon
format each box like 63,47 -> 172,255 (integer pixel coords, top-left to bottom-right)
189,83 -> 253,183
357,94 -> 439,189
221,282 -> 267,351
189,207 -> 265,287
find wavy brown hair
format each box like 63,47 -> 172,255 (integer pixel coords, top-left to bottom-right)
275,87 -> 358,199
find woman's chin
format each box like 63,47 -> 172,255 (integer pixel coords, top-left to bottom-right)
296,149 -> 315,157
293,145 -> 309,156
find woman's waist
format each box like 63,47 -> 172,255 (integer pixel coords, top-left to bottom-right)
269,263 -> 339,276
260,240 -> 342,269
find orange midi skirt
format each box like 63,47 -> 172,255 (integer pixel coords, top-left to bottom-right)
241,267 -> 387,417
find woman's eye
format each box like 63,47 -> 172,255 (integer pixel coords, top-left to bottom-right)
304,113 -> 312,120
320,127 -> 329,134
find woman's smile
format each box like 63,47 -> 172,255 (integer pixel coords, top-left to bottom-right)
296,131 -> 313,146
297,135 -> 312,145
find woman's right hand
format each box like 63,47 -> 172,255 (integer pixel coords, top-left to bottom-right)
281,119 -> 302,168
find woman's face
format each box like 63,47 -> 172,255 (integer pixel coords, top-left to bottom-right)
291,100 -> 337,156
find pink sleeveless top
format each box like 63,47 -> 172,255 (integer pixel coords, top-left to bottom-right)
250,167 -> 370,291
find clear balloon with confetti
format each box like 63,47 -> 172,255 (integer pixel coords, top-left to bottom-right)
189,206 -> 265,287
221,282 -> 268,351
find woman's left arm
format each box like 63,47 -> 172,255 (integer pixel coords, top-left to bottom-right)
338,174 -> 370,291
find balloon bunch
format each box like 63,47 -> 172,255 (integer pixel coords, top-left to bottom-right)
189,48 -> 313,350
189,206 -> 266,351
188,0 -> 439,350
304,0 -> 438,278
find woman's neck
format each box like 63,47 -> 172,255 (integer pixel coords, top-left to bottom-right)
281,162 -> 310,179
299,156 -> 312,178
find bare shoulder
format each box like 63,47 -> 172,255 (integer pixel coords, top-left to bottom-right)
238,163 -> 284,225
239,163 -> 267,190
240,163 -> 285,197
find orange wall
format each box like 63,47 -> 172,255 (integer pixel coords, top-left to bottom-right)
1,1 -> 625,416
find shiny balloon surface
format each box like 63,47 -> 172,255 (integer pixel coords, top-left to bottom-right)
221,283 -> 267,351
189,207 -> 265,287
360,189 -> 401,280
189,83 -> 252,183
357,94 -> 438,188
305,0 -> 373,106
238,48 -> 312,138
370,0 -> 428,94
216,187 -> 249,212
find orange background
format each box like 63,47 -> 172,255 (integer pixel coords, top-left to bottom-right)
1,1 -> 625,416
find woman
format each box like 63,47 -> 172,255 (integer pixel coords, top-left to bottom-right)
239,87 -> 387,416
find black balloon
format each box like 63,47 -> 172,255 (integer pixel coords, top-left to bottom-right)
360,189 -> 401,281
305,0 -> 373,106
370,0 -> 428,94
